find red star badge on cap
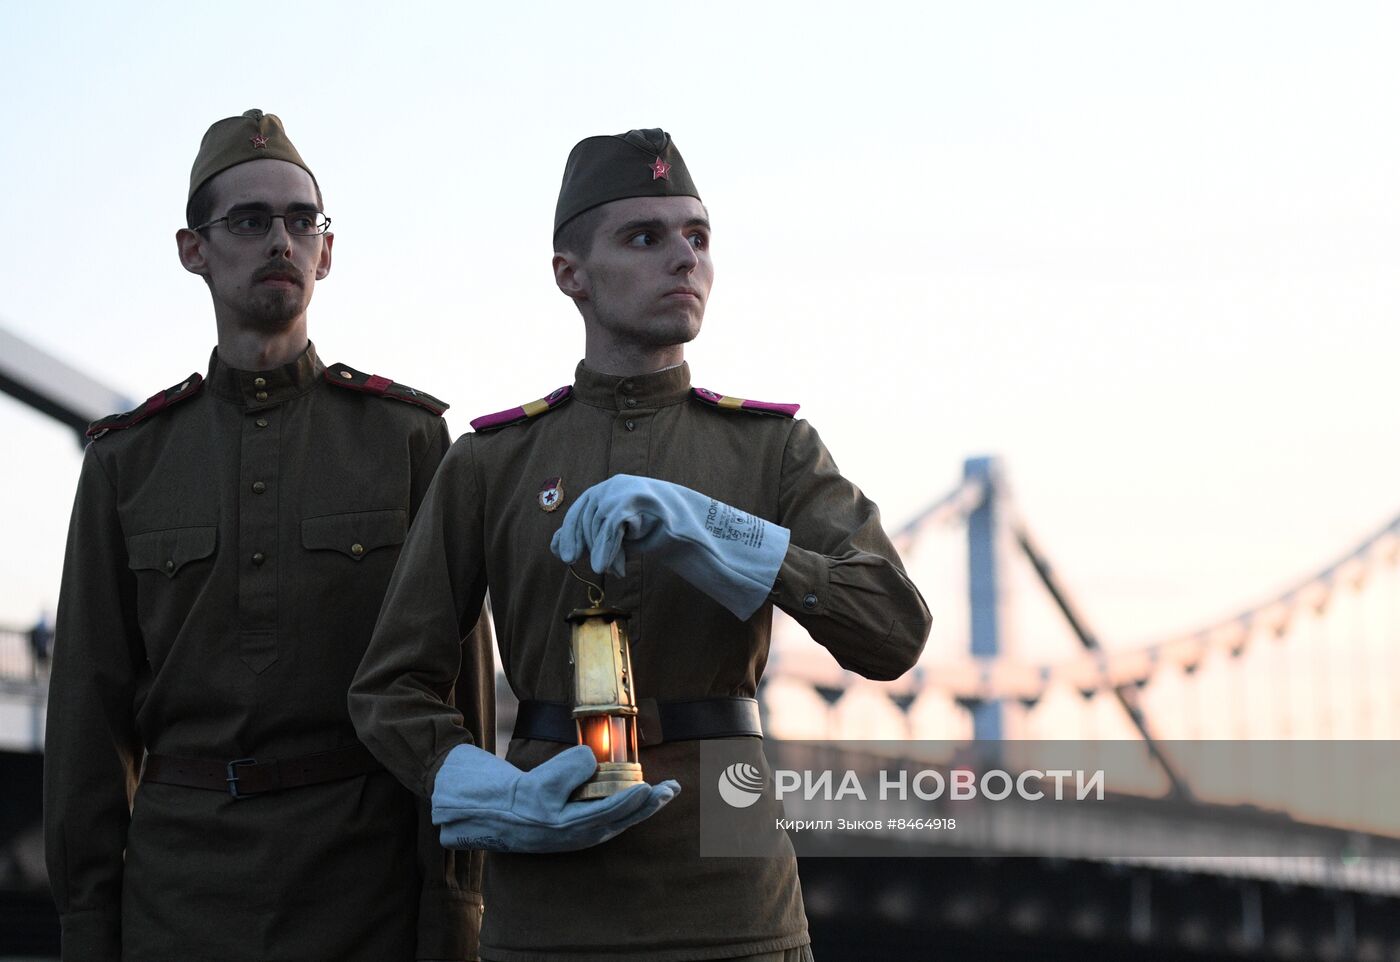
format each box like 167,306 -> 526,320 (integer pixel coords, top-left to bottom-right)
250,134 -> 269,149
651,157 -> 671,181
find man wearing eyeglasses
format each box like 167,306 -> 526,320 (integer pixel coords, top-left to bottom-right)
43,110 -> 491,962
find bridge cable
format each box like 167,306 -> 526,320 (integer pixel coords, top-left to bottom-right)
1012,520 -> 1194,801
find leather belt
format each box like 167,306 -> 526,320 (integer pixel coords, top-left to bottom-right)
513,697 -> 762,747
142,744 -> 383,799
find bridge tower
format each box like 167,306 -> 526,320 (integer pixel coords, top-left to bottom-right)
964,455 -> 1008,742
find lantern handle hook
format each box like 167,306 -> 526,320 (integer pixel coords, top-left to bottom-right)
568,565 -> 605,607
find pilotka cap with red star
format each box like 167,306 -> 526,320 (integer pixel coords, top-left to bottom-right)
186,109 -> 317,219
553,128 -> 700,238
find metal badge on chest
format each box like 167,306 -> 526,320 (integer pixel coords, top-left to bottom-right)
539,477 -> 565,512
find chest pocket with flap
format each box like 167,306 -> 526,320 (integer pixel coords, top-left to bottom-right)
301,509 -> 407,561
126,525 -> 217,577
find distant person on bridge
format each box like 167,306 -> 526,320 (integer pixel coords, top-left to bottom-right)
44,109 -> 491,962
27,611 -> 52,670
350,128 -> 933,962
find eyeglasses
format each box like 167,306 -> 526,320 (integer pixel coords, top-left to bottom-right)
194,208 -> 332,236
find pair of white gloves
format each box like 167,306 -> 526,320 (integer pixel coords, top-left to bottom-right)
431,475 -> 790,853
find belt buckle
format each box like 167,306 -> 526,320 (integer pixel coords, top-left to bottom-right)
225,757 -> 260,799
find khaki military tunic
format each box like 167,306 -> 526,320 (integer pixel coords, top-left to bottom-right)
351,362 -> 931,962
44,343 -> 493,962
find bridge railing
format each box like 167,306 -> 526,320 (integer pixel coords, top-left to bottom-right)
0,625 -> 44,685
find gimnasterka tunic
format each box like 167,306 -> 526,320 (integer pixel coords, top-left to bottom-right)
44,343 -> 492,962
350,361 -> 931,961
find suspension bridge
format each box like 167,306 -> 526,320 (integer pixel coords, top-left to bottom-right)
753,455 -> 1400,960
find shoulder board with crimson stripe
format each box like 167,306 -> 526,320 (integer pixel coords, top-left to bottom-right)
324,363 -> 448,415
86,374 -> 204,441
691,387 -> 799,418
470,386 -> 573,432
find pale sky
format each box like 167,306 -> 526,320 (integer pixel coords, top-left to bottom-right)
3,0 -> 1399,697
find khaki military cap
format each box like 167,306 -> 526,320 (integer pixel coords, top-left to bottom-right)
186,109 -> 316,221
554,128 -> 700,237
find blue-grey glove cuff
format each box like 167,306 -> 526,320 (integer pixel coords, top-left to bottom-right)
671,516 -> 790,621
730,519 -> 790,619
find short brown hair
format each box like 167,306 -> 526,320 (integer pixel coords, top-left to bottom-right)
552,205 -> 607,259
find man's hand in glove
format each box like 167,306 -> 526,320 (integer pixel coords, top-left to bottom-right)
432,743 -> 679,853
550,474 -> 790,620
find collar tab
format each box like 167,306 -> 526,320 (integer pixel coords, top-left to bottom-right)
571,361 -> 692,411
205,341 -> 323,407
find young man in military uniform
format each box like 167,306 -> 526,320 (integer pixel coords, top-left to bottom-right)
44,110 -> 491,962
350,129 -> 931,961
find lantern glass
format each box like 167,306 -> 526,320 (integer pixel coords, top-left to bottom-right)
579,714 -> 612,764
567,606 -> 645,799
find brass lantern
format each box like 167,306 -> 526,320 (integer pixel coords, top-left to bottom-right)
567,605 -> 644,800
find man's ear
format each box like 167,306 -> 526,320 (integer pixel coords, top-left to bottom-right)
316,232 -> 334,280
176,227 -> 210,277
552,252 -> 589,302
